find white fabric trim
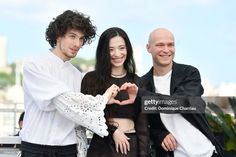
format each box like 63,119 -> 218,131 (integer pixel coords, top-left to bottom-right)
54,92 -> 108,137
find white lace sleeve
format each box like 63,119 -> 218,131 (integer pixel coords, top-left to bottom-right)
53,92 -> 108,137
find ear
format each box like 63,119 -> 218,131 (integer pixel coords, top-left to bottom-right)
146,44 -> 151,54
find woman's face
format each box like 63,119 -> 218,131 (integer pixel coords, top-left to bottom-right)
109,36 -> 127,69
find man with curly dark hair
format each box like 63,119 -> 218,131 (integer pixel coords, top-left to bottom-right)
45,10 -> 96,48
20,10 -> 121,157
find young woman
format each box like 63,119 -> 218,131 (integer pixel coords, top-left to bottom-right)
81,27 -> 149,157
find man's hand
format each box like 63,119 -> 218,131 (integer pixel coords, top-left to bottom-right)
161,133 -> 177,151
119,82 -> 138,105
104,84 -> 121,104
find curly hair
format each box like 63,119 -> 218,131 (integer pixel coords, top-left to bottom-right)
45,10 -> 96,48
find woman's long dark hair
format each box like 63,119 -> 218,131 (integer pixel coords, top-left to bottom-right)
95,27 -> 136,89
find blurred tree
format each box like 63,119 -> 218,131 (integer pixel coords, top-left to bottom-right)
71,57 -> 95,66
0,63 -> 16,89
0,72 -> 14,89
71,57 -> 95,72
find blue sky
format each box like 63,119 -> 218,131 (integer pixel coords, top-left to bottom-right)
0,0 -> 236,86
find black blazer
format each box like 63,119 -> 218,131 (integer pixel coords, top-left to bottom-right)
138,62 -> 223,157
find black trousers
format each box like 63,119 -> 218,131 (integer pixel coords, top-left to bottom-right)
87,133 -> 138,157
20,141 -> 77,157
153,150 -> 220,157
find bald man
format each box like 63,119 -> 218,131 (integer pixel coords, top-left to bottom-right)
141,28 -> 223,157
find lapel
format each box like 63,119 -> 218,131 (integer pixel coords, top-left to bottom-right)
145,62 -> 186,95
170,62 -> 184,95
142,67 -> 156,93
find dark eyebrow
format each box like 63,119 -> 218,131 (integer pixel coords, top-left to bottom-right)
68,32 -> 84,38
68,32 -> 76,35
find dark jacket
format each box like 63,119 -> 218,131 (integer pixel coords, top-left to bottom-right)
138,62 -> 223,157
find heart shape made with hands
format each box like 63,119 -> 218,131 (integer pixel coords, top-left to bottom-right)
115,90 -> 129,101
110,83 -> 138,105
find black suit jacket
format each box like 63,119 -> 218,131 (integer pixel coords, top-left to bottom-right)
138,62 -> 223,157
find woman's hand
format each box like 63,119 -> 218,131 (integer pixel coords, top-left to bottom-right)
119,82 -> 138,105
112,129 -> 130,155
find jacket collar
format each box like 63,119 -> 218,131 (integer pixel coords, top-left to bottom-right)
170,62 -> 183,94
143,61 -> 183,95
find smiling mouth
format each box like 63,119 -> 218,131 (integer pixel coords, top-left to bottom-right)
160,54 -> 171,57
159,55 -> 172,59
112,57 -> 124,63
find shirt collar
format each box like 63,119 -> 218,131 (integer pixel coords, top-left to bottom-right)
48,52 -> 71,67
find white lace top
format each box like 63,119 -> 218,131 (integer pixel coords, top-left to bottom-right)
21,52 -> 108,157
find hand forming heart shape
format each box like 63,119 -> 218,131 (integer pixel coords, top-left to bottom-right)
106,83 -> 138,105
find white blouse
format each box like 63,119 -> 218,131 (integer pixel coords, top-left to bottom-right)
20,52 -> 108,157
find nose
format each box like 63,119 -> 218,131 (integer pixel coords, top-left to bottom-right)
113,49 -> 119,55
162,45 -> 170,53
110,49 -> 118,57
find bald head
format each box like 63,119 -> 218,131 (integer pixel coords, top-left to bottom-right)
148,28 -> 175,44
146,28 -> 175,74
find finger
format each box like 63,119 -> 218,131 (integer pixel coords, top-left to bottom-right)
120,99 -> 134,105
166,135 -> 176,151
112,90 -> 118,97
161,142 -> 168,151
116,87 -> 120,92
164,138 -> 172,151
164,137 -> 176,151
116,143 -> 119,153
124,83 -> 134,89
110,84 -> 119,93
109,99 -> 121,105
169,135 -> 177,149
119,143 -> 124,154
120,82 -> 131,90
122,142 -> 127,154
124,135 -> 130,152
126,140 -> 130,152
112,100 -> 121,105
114,84 -> 120,92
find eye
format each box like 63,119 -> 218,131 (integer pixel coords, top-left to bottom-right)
69,35 -> 76,39
168,43 -> 175,48
109,48 -> 114,53
79,36 -> 85,42
119,46 -> 126,50
156,43 -> 164,47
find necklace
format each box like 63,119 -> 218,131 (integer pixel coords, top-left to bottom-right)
111,71 -> 127,78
